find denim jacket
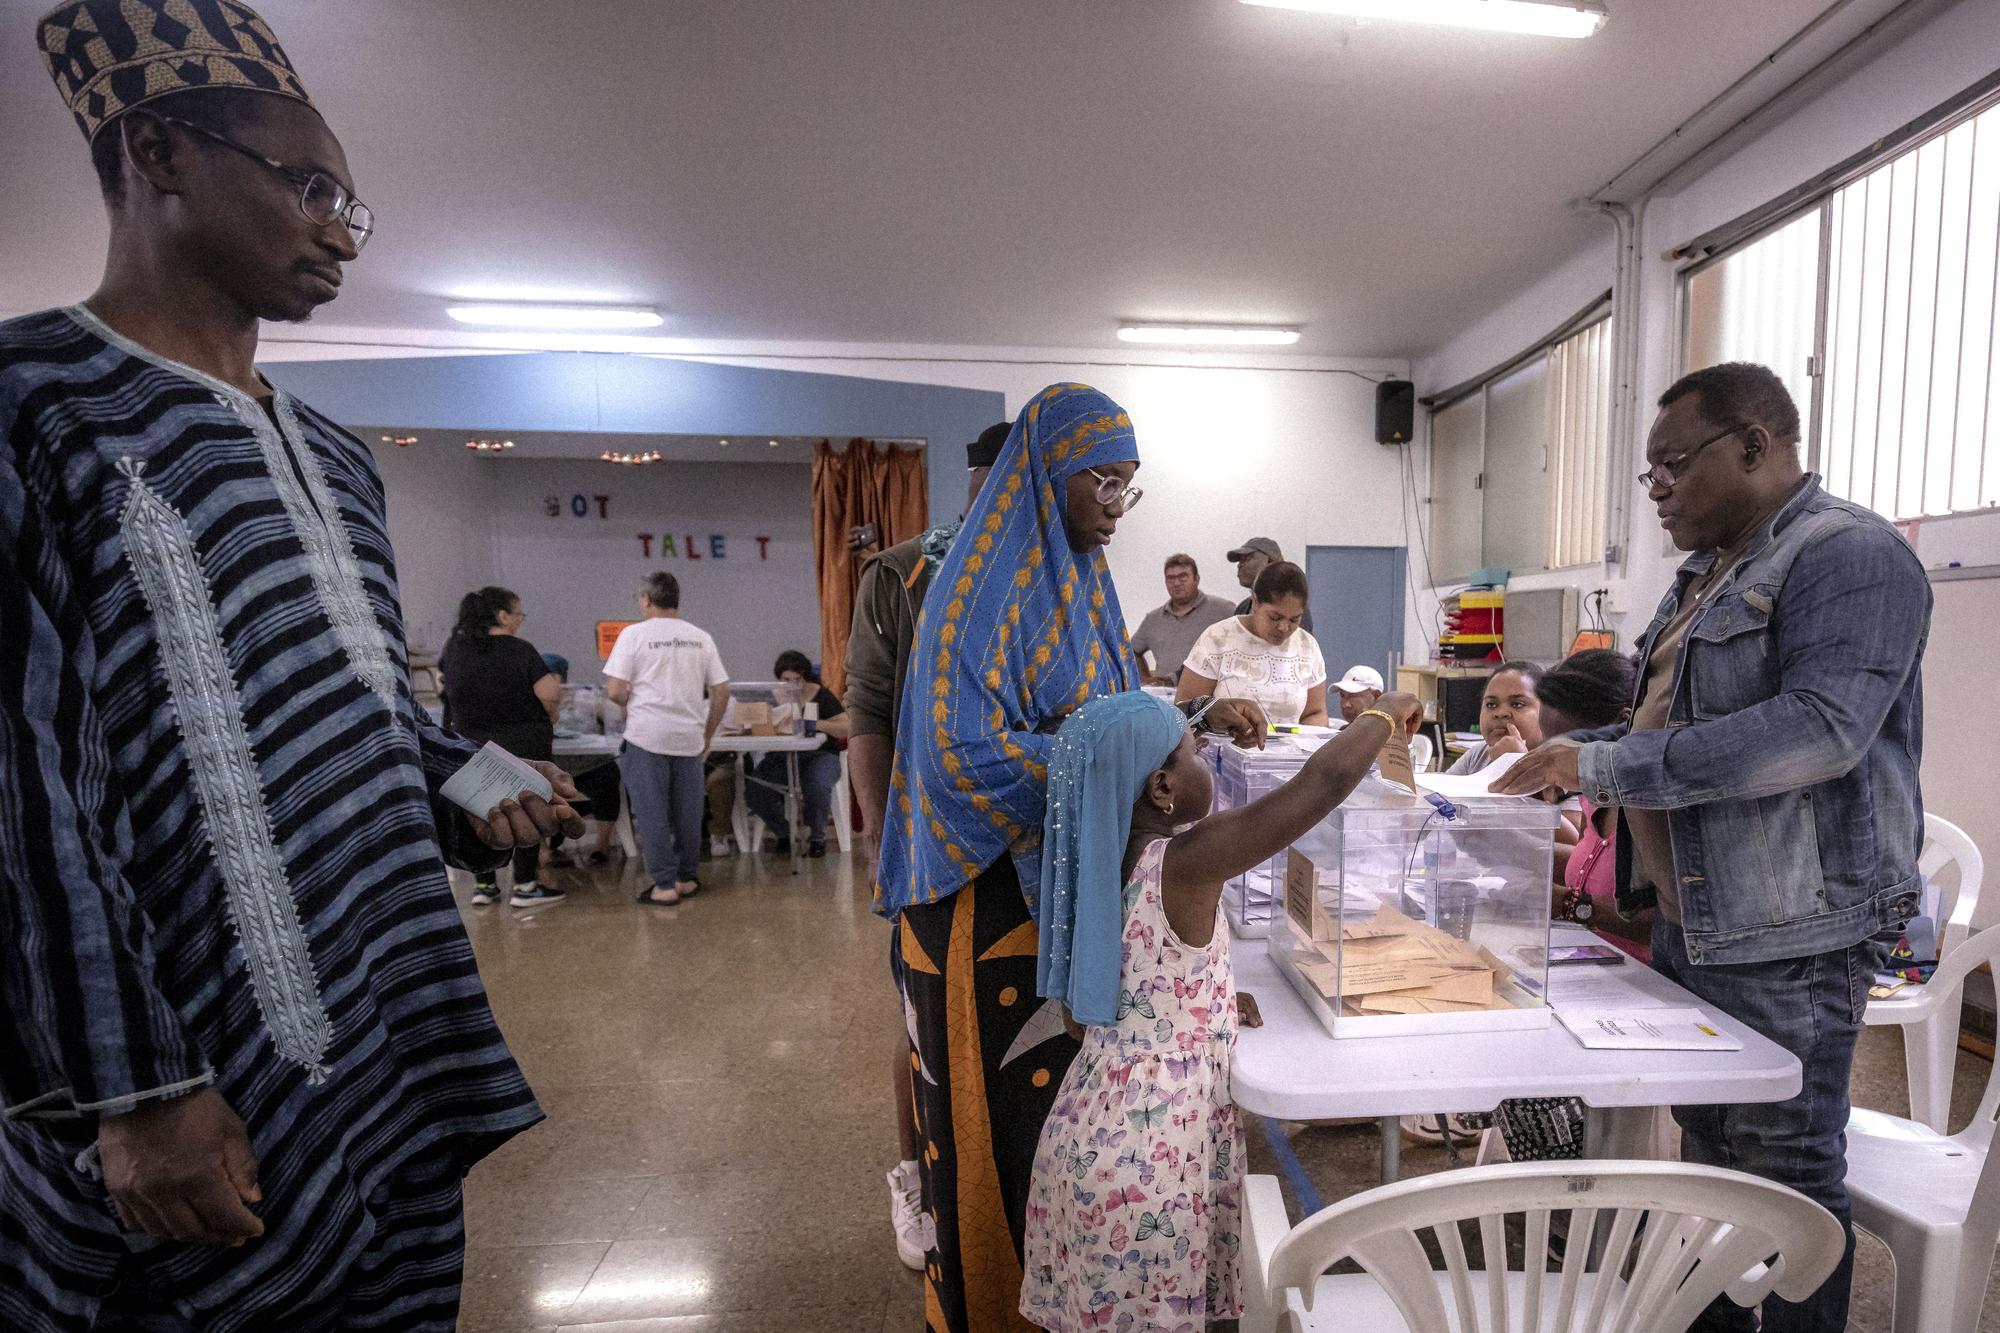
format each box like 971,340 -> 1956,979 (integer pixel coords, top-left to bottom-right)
1575,476 -> 1930,966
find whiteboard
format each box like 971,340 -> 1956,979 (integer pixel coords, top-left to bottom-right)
1923,567 -> 2000,930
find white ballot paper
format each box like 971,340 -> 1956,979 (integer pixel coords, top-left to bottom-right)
1557,1006 -> 1744,1052
440,741 -> 554,818
1415,751 -> 1528,800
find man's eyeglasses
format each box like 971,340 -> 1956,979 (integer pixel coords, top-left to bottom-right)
1082,466 -> 1143,513
162,116 -> 375,253
1637,423 -> 1748,491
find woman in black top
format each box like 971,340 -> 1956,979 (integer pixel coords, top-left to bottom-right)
440,586 -> 564,906
744,649 -> 850,857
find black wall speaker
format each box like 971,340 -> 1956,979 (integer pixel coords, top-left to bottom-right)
1376,379 -> 1415,445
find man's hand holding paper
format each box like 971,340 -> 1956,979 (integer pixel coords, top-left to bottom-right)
443,742 -> 588,847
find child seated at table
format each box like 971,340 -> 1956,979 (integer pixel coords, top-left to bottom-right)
1019,689 -> 1421,1332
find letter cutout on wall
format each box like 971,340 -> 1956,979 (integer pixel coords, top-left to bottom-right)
685,535 -> 700,561
661,534 -> 679,558
595,495 -> 610,519
755,536 -> 770,561
709,534 -> 726,559
636,533 -> 653,558
570,494 -> 588,518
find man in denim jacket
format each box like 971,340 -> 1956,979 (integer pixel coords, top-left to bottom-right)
1500,362 -> 1928,1332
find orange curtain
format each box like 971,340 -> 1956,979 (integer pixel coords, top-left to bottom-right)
812,438 -> 929,695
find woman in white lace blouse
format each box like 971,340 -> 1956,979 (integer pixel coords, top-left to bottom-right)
1175,560 -> 1329,726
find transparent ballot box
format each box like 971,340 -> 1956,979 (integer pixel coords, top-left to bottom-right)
1268,781 -> 1558,1038
554,684 -> 603,738
1211,736 -> 1317,938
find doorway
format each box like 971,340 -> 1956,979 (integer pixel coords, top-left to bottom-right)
1304,545 -> 1406,682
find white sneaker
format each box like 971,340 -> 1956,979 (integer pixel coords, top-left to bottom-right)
470,884 -> 499,906
887,1160 -> 927,1271
709,836 -> 732,856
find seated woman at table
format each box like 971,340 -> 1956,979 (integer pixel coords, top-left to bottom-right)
1537,648 -> 1648,961
1021,689 -> 1423,1332
1476,647 -> 1650,1167
1176,560 -> 1329,726
744,650 -> 851,857
1446,659 -> 1543,774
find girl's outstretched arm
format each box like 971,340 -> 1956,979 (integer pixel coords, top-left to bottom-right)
1161,696 -> 1421,918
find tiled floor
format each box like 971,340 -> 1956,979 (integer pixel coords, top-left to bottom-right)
454,843 -> 1997,1332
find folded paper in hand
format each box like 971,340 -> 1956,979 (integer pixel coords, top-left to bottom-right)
440,741 -> 554,819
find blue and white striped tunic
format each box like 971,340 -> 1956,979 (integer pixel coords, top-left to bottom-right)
0,307 -> 542,1331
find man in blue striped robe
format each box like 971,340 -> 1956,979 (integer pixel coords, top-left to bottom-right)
3,4 -> 578,1329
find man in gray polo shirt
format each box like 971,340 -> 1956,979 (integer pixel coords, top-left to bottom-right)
1127,553 -> 1234,685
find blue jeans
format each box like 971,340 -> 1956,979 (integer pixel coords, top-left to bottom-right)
618,744 -> 704,886
744,749 -> 841,842
1651,918 -> 1885,1332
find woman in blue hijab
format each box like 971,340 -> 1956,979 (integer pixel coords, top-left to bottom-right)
875,383 -> 1261,1333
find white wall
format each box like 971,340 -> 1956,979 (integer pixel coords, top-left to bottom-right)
695,354 -> 1408,643
1409,0 -> 2000,653
372,435 -> 494,658
371,450 -> 818,684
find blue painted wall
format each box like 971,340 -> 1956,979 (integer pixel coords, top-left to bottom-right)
264,350 -> 1008,527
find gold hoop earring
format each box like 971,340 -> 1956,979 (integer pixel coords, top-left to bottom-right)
1165,801 -> 1176,817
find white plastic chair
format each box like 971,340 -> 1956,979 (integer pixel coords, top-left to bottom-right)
1240,1161 -> 1844,1333
1410,732 -> 1436,774
1864,814 -> 1986,1133
1847,913 -> 2000,1333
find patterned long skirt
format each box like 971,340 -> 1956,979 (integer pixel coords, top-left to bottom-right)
896,859 -> 1082,1333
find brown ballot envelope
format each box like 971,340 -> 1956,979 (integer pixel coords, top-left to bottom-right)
1375,728 -> 1417,790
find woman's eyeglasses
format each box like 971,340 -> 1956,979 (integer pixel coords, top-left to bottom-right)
1082,466 -> 1143,513
162,116 -> 376,253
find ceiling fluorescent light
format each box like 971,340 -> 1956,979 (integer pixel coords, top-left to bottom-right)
446,303 -> 664,330
1117,324 -> 1302,346
1241,0 -> 1605,39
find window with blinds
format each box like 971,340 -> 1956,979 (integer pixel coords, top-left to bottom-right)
1544,317 -> 1614,570
1423,313 -> 1614,584
1681,93 -> 2000,522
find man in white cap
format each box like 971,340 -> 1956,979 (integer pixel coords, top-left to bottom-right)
1332,665 -> 1386,723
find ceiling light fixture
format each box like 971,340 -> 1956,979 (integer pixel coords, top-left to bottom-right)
446,303 -> 664,330
601,449 -> 663,466
465,438 -> 515,452
1240,0 -> 1605,39
1116,324 -> 1302,346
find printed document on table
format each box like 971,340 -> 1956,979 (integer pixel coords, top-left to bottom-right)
440,741 -> 554,818
1545,962 -> 1673,1017
1557,1007 -> 1744,1052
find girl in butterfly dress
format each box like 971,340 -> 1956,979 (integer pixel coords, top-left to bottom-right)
1021,690 -> 1422,1331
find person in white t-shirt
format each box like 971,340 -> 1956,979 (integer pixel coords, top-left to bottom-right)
1175,560 -> 1329,726
604,571 -> 731,906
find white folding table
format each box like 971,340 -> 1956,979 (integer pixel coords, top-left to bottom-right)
552,732 -> 830,876
1231,924 -> 1803,1184
709,733 -> 827,875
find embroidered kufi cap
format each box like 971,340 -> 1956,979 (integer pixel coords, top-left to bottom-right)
38,0 -> 312,141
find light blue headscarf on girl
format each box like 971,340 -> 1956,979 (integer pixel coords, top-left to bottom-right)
1036,691 -> 1188,1027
